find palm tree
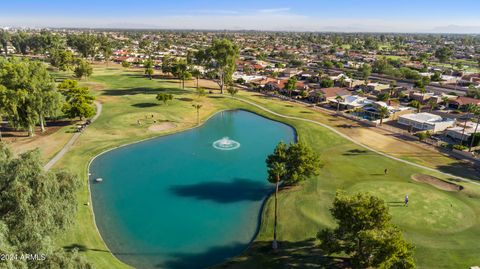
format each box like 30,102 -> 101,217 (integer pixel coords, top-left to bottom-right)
461,104 -> 478,145
335,95 -> 344,112
315,91 -> 324,105
191,68 -> 201,89
378,106 -> 389,125
442,96 -> 450,112
468,107 -> 480,152
428,99 -> 437,112
410,100 -> 421,113
192,104 -> 202,125
268,161 -> 286,250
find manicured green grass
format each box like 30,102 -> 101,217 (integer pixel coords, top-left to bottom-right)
54,66 -> 480,269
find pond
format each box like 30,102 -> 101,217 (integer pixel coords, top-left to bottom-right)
89,110 -> 296,269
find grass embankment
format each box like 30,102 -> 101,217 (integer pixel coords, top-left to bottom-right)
50,65 -> 480,269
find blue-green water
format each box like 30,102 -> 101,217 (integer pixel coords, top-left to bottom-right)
90,110 -> 296,269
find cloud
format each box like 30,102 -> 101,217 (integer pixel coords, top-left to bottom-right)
258,7 -> 291,14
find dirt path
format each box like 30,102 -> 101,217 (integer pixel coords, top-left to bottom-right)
44,102 -> 102,171
232,96 -> 480,186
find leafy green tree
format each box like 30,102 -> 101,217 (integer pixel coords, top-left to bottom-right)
409,100 -> 421,113
434,47 -> 452,63
98,34 -> 113,66
190,68 -> 201,89
266,141 -> 321,186
172,59 -> 191,89
144,59 -> 154,80
67,33 -> 97,59
0,143 -> 93,269
466,87 -> 480,99
10,31 -> 29,55
161,55 -> 174,76
320,78 -> 334,88
284,77 -> 297,97
360,63 -> 372,82
0,85 -> 7,140
318,191 -> 415,269
74,59 -> 93,79
377,92 -> 390,102
50,49 -> 75,71
431,71 -> 442,82
227,86 -> 238,97
196,88 -> 206,99
0,57 -> 62,136
156,92 -> 173,105
198,39 -> 239,94
0,29 -> 9,57
121,60 -> 131,68
58,79 -> 95,120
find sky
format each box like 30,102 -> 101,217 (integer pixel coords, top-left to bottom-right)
1,0 -> 480,33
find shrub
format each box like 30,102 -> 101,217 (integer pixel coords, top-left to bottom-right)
453,144 -> 468,151
415,131 -> 431,141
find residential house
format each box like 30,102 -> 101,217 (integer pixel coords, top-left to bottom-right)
450,96 -> 480,109
446,121 -> 479,141
398,113 -> 455,132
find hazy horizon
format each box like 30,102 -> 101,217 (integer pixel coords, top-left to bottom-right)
2,0 -> 480,34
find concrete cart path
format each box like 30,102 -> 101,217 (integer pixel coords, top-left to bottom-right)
44,101 -> 102,171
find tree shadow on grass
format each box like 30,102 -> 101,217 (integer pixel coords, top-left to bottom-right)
436,162 -> 480,181
342,149 -> 370,156
63,243 -> 110,253
208,96 -> 225,99
131,102 -> 159,108
159,239 -> 346,269
169,178 -> 272,203
214,239 -> 348,269
336,124 -> 360,129
102,87 -> 190,96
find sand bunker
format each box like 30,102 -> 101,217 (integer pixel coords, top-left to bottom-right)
411,174 -> 464,192
148,122 -> 177,132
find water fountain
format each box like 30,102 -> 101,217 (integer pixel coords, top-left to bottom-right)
212,137 -> 240,150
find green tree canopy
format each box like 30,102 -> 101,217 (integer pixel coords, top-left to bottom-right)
0,143 -> 93,269
74,59 -> 93,79
156,92 -> 173,105
0,57 -> 63,136
318,191 -> 415,269
434,47 -> 452,63
58,79 -> 95,120
49,49 -> 75,71
196,39 -> 239,94
266,141 -> 321,185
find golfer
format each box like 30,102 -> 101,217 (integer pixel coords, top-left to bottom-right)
405,195 -> 409,207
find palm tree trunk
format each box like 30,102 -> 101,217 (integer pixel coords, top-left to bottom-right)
460,120 -> 467,145
469,116 -> 479,151
272,175 -> 279,249
197,109 -> 200,125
